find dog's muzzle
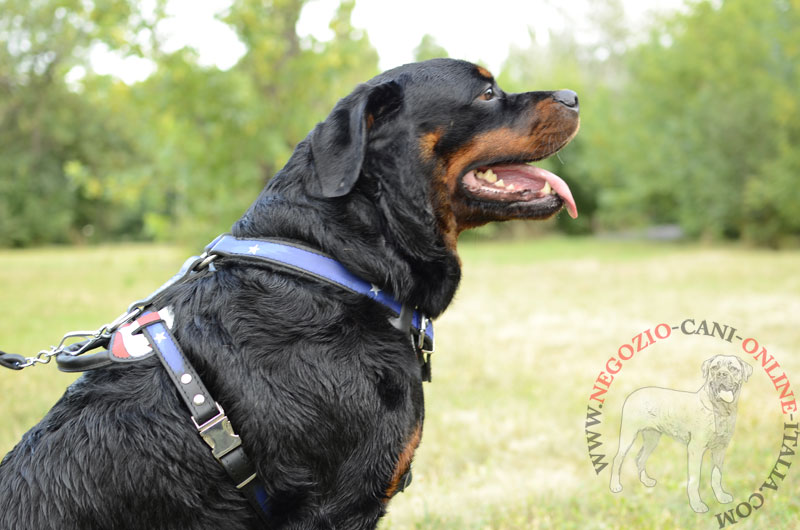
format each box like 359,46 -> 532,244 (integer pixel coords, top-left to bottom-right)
711,376 -> 741,403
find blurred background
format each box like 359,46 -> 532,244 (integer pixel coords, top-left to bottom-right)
1,0 -> 798,248
2,1 -> 800,528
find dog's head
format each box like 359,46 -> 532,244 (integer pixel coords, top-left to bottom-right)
702,355 -> 753,404
306,58 -> 580,252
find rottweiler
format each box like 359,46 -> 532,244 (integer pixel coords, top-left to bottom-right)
0,59 -> 579,529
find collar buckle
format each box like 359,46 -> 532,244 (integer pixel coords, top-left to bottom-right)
415,314 -> 434,383
417,315 -> 434,354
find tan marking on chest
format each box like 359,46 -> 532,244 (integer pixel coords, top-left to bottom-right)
384,423 -> 423,500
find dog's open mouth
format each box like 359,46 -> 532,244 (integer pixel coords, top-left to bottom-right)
715,381 -> 739,403
461,163 -> 578,219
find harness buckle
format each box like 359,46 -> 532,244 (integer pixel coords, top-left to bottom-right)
193,403 -> 243,461
193,404 -> 258,489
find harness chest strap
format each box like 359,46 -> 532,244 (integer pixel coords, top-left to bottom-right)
131,309 -> 271,523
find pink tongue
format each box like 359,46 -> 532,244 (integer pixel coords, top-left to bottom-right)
497,164 -> 578,218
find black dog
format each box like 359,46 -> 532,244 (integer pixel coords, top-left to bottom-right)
0,59 -> 579,529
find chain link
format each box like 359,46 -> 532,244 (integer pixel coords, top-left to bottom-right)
13,308 -> 141,369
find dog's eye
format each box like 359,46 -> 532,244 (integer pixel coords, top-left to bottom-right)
479,87 -> 495,101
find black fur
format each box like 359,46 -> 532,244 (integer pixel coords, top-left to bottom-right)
0,59 -> 579,529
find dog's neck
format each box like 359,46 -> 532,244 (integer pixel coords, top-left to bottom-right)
231,140 -> 461,318
700,383 -> 739,434
701,383 -> 739,405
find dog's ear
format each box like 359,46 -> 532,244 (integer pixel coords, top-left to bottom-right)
739,358 -> 754,382
308,81 -> 404,198
702,357 -> 714,380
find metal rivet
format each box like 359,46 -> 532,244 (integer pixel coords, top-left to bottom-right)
193,394 -> 205,405
180,373 -> 192,384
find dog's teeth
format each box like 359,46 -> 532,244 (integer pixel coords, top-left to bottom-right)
475,171 -> 486,181
542,181 -> 552,195
506,184 -> 515,191
494,179 -> 505,188
484,169 -> 497,183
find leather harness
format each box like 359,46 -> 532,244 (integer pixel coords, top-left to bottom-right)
51,234 -> 435,524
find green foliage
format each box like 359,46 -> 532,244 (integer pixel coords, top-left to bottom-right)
580,0 -> 800,245
496,0 -> 800,245
145,0 -> 379,245
0,0 -> 153,246
0,0 -> 377,247
414,34 -> 448,62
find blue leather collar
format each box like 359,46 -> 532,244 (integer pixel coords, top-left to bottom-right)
205,234 -> 434,349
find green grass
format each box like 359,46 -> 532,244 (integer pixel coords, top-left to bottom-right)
0,244 -> 186,454
2,238 -> 799,529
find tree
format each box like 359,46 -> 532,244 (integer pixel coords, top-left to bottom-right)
135,0 -> 379,245
0,0 -> 157,246
414,34 -> 448,62
0,0 -> 379,247
590,0 -> 800,244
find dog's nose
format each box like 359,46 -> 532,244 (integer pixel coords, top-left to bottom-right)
553,90 -> 579,110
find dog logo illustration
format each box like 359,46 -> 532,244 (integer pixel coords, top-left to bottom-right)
609,354 -> 753,513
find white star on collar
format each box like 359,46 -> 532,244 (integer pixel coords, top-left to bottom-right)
248,244 -> 260,255
369,284 -> 381,297
154,332 -> 167,344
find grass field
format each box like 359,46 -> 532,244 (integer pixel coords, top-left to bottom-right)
1,238 -> 799,529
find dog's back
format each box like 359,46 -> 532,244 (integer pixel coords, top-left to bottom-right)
620,386 -> 711,444
0,351 -> 261,529
1,266 -> 421,529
